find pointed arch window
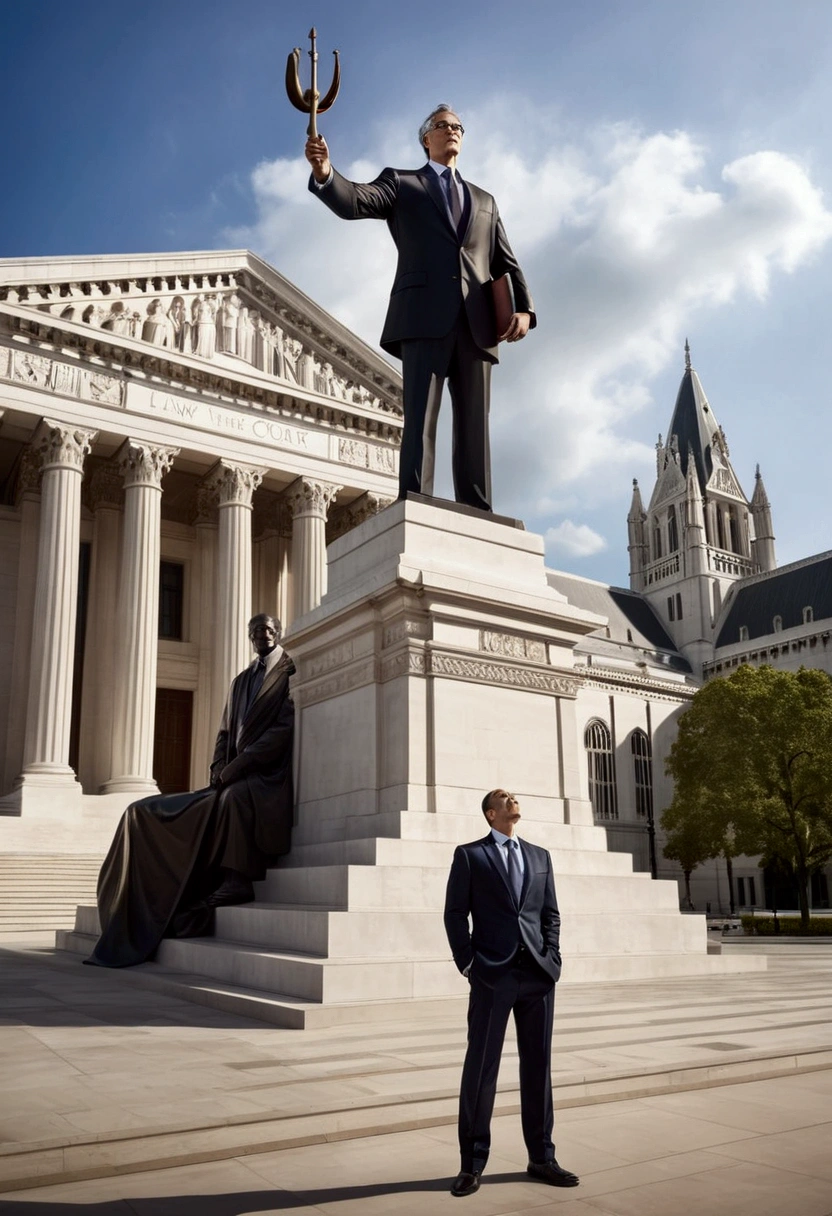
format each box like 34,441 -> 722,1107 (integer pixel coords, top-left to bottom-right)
653,521 -> 662,560
585,720 -> 618,821
667,506 -> 679,553
631,730 -> 653,820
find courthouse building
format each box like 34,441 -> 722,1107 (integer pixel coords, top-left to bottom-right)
0,251 -> 401,814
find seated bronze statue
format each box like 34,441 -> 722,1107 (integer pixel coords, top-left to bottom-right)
86,614 -> 294,967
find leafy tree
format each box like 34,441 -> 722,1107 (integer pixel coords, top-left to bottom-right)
664,665 -> 832,927
661,800 -> 713,910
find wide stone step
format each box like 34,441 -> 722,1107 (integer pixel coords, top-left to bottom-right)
0,854 -> 101,935
291,810 -> 609,852
256,864 -> 680,911
55,928 -> 766,1027
280,835 -> 637,874
73,895 -> 703,965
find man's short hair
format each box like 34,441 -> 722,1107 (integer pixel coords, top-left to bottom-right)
248,613 -> 280,634
418,103 -> 457,152
481,790 -> 499,818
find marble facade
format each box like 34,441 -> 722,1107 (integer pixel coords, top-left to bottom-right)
0,251 -> 399,845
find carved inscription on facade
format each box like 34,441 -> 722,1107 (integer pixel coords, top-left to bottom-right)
480,631 -> 547,662
127,384 -> 328,457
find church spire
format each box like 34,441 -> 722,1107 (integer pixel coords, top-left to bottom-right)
750,465 -> 776,572
627,478 -> 648,590
684,337 -> 691,371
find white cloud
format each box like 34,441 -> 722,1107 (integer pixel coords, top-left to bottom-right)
226,108 -> 832,558
544,521 -> 608,558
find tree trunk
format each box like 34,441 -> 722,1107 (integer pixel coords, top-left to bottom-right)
726,853 -> 735,915
796,863 -> 811,929
683,870 -> 694,911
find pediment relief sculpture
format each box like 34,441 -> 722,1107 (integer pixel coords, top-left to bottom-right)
2,275 -> 399,416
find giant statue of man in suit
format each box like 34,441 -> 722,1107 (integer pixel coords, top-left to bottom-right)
444,789 -> 579,1197
306,104 -> 535,512
87,614 -> 294,968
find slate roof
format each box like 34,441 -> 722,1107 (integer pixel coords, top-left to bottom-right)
666,366 -> 722,494
716,552 -> 832,646
547,572 -> 692,674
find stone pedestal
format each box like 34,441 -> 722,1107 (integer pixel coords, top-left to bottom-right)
17,420 -> 97,793
102,442 -> 178,796
287,498 -> 604,844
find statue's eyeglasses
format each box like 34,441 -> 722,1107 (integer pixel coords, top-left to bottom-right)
430,121 -> 464,135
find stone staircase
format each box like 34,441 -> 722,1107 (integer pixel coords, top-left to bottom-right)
56,811 -> 766,1027
0,854 -> 102,942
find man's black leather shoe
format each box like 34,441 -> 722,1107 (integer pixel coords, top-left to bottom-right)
527,1159 -> 579,1187
450,1171 -> 481,1197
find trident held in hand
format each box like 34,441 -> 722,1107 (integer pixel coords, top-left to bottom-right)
286,27 -> 340,139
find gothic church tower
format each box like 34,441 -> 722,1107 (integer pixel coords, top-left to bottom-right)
628,343 -> 776,674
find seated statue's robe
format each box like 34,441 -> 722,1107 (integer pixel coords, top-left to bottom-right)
86,651 -> 295,968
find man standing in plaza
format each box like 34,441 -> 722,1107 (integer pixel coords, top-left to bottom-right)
443,789 -> 579,1196
305,104 -> 535,512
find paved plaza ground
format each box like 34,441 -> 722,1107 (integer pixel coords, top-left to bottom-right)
1,941 -> 831,1215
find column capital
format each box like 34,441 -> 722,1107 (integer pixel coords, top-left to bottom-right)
118,441 -> 179,490
284,476 -> 342,521
206,459 -> 267,509
14,446 -> 43,505
32,418 -> 97,473
86,461 -> 124,512
328,491 -> 394,542
190,481 -> 220,525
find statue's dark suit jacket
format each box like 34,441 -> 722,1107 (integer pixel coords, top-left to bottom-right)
444,834 -> 561,985
310,165 -> 536,359
87,652 -> 294,968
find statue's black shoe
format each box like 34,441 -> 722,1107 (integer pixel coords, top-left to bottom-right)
450,1171 -> 481,1197
206,878 -> 255,907
527,1160 -> 579,1187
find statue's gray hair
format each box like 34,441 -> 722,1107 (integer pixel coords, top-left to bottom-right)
418,103 -> 458,152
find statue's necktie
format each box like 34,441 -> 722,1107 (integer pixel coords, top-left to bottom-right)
505,839 -> 522,905
246,657 -> 267,715
442,167 -> 463,230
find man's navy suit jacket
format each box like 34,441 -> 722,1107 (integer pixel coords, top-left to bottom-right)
444,834 -> 562,986
309,164 -> 536,361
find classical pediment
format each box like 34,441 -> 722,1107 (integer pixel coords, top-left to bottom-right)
0,251 -> 402,420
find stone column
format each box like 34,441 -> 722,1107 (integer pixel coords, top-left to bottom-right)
206,459 -> 266,709
284,477 -> 341,621
252,495 -> 293,628
3,448 -> 43,792
17,419 -> 97,789
77,463 -> 123,793
189,484 -> 220,787
102,442 -> 178,795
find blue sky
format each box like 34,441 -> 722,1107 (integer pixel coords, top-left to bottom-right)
2,0 -> 831,586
